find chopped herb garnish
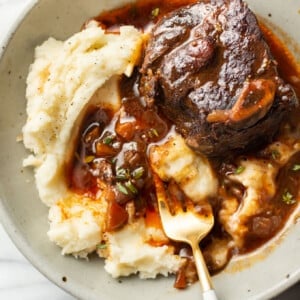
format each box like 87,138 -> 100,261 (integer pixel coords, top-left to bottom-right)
110,157 -> 117,165
97,242 -> 107,250
125,181 -> 138,194
116,168 -> 130,180
103,135 -> 115,145
271,149 -> 281,160
235,165 -> 245,175
151,7 -> 160,18
84,155 -> 95,163
292,164 -> 300,171
132,166 -> 145,179
282,190 -> 296,205
149,128 -> 159,137
116,182 -> 128,195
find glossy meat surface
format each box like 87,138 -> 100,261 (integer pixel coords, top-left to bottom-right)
140,0 -> 297,156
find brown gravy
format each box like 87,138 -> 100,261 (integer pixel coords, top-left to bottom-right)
68,0 -> 300,288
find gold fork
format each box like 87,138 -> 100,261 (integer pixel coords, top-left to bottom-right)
153,175 -> 218,300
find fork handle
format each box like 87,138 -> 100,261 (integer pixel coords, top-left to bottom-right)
191,243 -> 219,300
202,289 -> 218,300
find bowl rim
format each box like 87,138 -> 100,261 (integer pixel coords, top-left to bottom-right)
0,0 -> 38,58
0,1 -> 79,298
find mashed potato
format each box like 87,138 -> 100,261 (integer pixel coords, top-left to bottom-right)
220,141 -> 300,248
104,219 -> 182,279
23,23 -> 143,206
22,22 -> 184,279
47,193 -> 107,256
149,134 -> 218,202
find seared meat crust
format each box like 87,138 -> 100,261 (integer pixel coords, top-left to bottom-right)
140,0 -> 297,156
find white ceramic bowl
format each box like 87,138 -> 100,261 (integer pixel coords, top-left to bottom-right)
0,0 -> 299,299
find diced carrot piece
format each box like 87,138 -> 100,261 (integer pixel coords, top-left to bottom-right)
95,142 -> 117,157
115,121 -> 135,140
106,199 -> 129,231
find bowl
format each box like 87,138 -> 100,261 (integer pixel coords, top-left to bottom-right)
0,0 -> 299,299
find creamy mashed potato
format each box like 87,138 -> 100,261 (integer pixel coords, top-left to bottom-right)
104,219 -> 182,279
220,141 -> 300,248
149,134 -> 218,202
22,22 -> 185,279
47,193 -> 107,257
23,23 -> 143,206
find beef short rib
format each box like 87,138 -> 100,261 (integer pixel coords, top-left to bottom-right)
140,0 -> 298,156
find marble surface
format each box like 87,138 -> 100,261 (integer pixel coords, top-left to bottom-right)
0,1 -> 73,299
0,0 -> 299,299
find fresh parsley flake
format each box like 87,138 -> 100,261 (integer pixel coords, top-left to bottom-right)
271,149 -> 281,160
116,182 -> 128,195
110,157 -> 117,165
97,243 -> 107,250
84,155 -> 95,163
149,128 -> 159,138
125,181 -> 138,194
235,165 -> 245,175
116,168 -> 129,180
103,135 -> 115,145
292,164 -> 300,171
282,190 -> 296,205
151,7 -> 160,18
132,166 -> 145,179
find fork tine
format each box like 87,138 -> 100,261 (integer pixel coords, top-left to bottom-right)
155,176 -> 185,214
153,173 -> 172,219
153,174 -> 218,299
185,196 -> 195,212
167,180 -> 185,213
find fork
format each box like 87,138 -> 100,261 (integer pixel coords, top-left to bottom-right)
153,175 -> 218,300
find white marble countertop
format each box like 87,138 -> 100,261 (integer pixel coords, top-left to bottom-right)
0,1 -> 73,299
0,1 -> 299,299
